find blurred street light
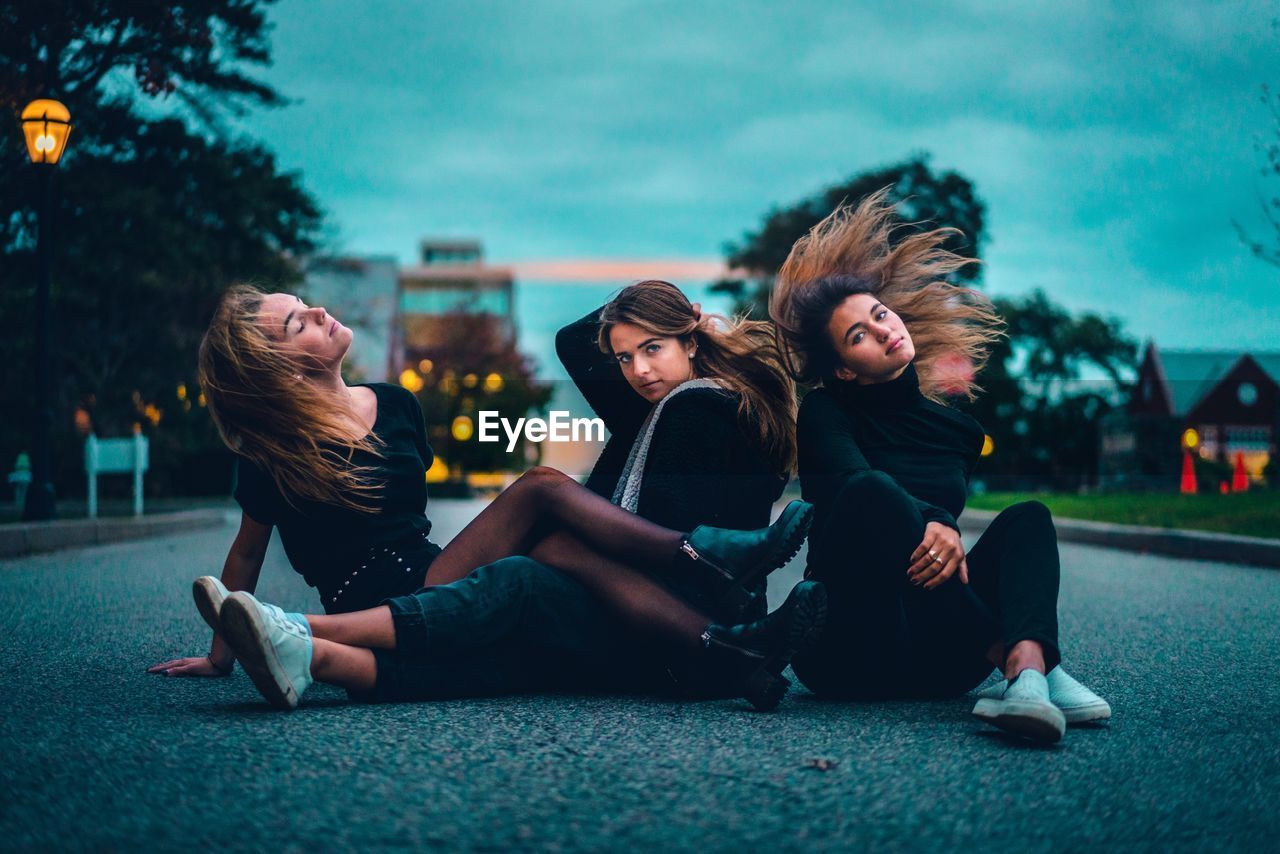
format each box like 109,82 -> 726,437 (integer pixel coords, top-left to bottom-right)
451,416 -> 474,442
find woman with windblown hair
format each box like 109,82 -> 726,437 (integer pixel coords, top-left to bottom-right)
770,189 -> 1109,743
152,281 -> 824,712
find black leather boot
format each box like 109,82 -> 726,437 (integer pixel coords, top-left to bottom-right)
698,579 -> 828,711
680,500 -> 814,622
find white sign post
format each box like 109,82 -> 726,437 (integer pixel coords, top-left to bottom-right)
85,433 -> 149,518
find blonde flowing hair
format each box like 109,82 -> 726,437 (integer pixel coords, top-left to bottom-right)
198,284 -> 385,513
597,280 -> 797,473
769,188 -> 1005,401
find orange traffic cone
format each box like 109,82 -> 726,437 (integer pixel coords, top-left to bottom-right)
1232,452 -> 1249,492
1180,450 -> 1197,494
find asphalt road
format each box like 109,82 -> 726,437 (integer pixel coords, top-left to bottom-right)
2,500 -> 1278,851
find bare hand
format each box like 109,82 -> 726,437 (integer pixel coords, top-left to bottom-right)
907,522 -> 968,589
147,655 -> 232,678
691,302 -> 703,324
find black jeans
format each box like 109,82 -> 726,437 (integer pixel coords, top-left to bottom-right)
360,557 -> 669,702
792,470 -> 1061,700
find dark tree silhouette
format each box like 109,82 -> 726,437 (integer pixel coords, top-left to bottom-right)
0,1 -> 323,495
713,154 -> 985,318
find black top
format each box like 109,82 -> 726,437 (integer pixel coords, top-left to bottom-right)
796,362 -> 985,537
234,383 -> 437,598
555,307 -> 787,536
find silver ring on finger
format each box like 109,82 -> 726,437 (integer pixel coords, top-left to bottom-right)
934,556 -> 944,564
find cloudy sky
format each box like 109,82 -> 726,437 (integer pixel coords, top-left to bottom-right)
243,0 -> 1280,349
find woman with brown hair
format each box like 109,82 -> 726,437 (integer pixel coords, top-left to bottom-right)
153,281 -> 825,711
769,189 -> 1109,743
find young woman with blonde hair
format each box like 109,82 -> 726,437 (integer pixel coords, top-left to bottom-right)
770,189 -> 1109,742
154,281 -> 824,711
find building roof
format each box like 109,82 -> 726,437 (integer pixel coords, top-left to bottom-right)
399,264 -> 514,285
1152,347 -> 1280,416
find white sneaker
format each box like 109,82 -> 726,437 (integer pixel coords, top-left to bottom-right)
976,667 -> 1111,725
219,591 -> 314,710
972,669 -> 1066,743
193,576 -> 230,632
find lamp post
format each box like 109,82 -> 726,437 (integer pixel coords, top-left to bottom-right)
19,99 -> 72,521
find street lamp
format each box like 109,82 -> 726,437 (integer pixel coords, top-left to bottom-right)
19,98 -> 73,520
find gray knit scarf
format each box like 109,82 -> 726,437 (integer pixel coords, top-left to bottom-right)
610,378 -> 726,513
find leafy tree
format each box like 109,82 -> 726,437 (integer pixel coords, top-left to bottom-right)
963,290 -> 1139,490
405,312 -> 554,480
0,1 -> 322,496
713,154 -> 986,317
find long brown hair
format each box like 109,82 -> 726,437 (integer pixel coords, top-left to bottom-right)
198,284 -> 385,513
770,188 -> 1004,400
597,280 -> 797,473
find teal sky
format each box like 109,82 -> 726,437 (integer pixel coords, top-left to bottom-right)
243,0 -> 1280,350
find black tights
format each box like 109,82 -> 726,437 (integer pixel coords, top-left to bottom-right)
424,466 -> 711,649
792,470 -> 1062,700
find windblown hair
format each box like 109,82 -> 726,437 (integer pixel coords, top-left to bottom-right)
198,284 -> 384,514
597,279 -> 797,473
769,188 -> 1005,401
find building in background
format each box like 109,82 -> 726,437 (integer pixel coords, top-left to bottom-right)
301,255 -> 399,382
397,240 -> 516,366
1100,342 -> 1280,488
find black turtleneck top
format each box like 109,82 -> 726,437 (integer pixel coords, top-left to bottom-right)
796,362 -> 986,538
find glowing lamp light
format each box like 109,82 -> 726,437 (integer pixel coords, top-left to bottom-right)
451,415 -> 474,442
399,368 -> 424,393
1182,428 -> 1199,450
425,456 -> 449,484
463,373 -> 479,389
484,372 -> 504,393
21,99 -> 73,165
980,435 -> 995,457
418,359 -> 434,373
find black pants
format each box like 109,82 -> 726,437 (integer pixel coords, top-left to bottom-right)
360,557 -> 670,702
792,470 -> 1062,700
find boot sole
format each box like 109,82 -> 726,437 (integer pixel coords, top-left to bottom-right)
764,500 -> 815,576
220,593 -> 299,711
747,581 -> 828,712
972,698 -> 1065,743
192,576 -> 225,634
715,501 -> 816,622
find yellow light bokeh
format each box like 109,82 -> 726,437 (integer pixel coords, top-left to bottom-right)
463,373 -> 479,389
981,434 -> 995,457
176,383 -> 187,401
451,415 -> 474,442
425,456 -> 449,483
418,359 -> 434,373
1182,428 -> 1199,449
484,372 -> 504,392
399,368 -> 424,393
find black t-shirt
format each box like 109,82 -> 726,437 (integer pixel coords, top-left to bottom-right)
797,362 -> 985,540
233,383 -> 437,596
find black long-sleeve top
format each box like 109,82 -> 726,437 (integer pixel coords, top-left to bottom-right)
797,362 -> 985,539
554,308 -> 787,536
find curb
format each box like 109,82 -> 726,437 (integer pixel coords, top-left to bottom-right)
960,509 -> 1280,568
0,509 -> 236,559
